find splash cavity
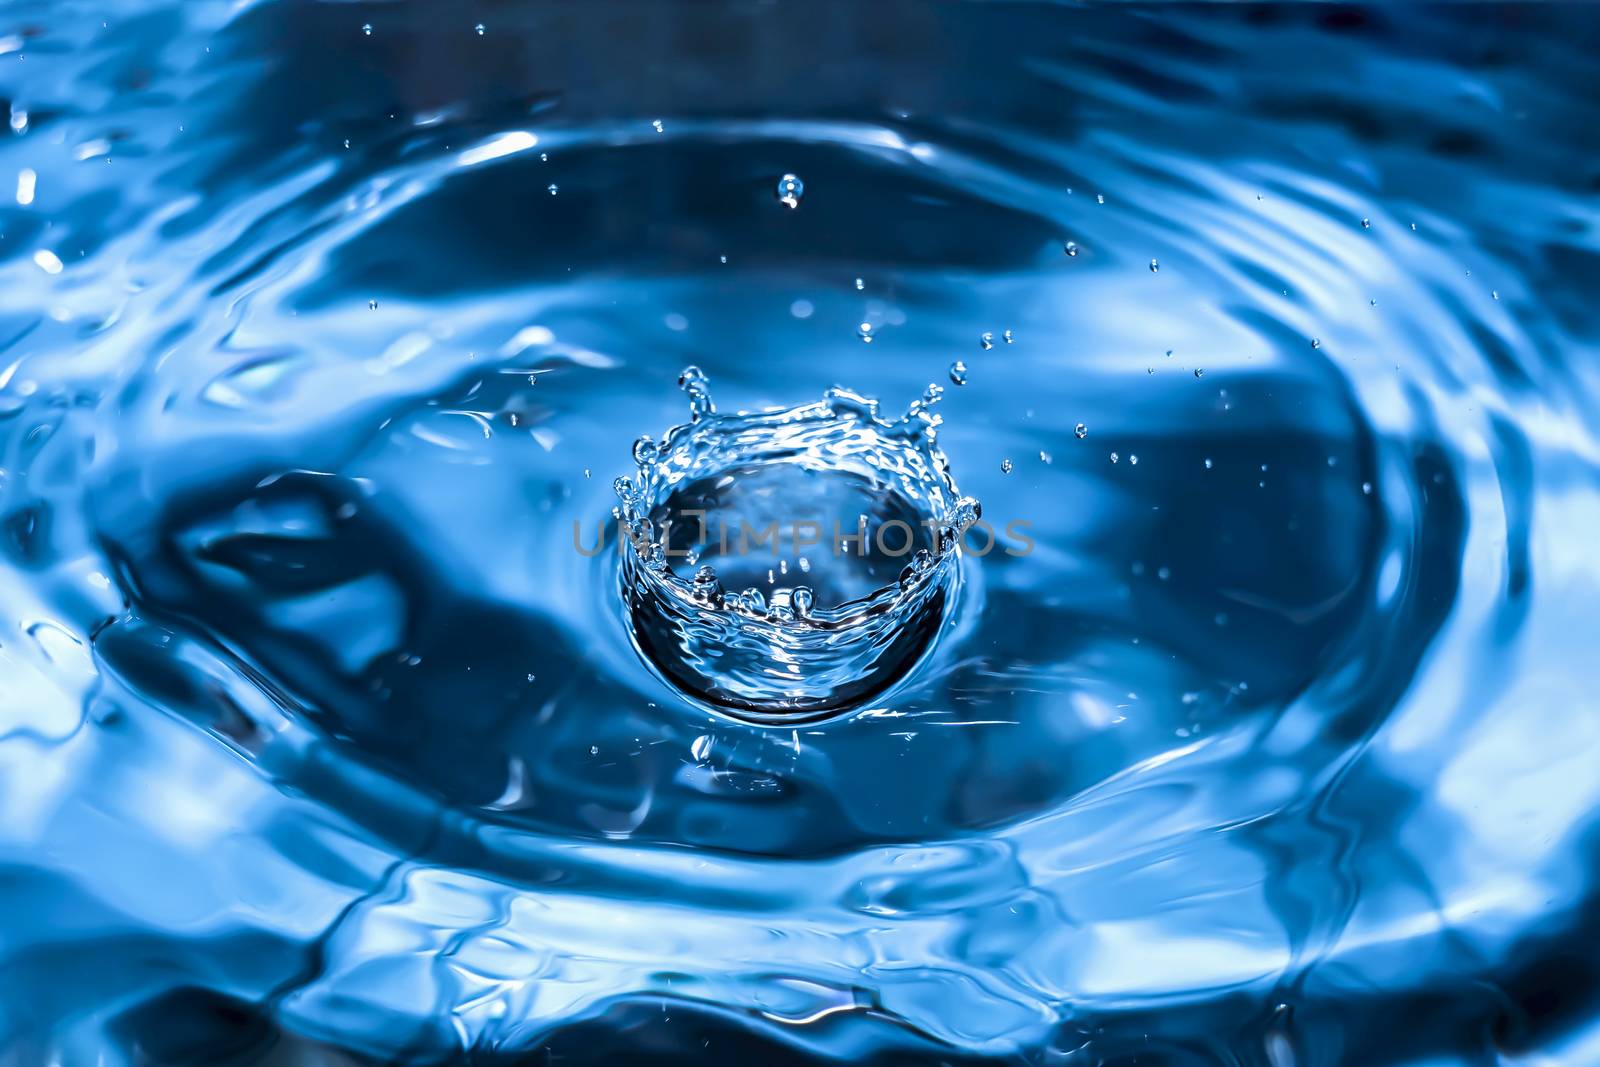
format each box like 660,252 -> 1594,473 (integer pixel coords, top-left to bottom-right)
613,368 -> 978,723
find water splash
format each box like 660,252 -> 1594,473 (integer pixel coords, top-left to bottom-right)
614,370 -> 978,722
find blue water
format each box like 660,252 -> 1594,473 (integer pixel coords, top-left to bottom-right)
2,2 -> 1599,1063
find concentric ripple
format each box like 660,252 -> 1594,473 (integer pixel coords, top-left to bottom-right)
2,2 -> 1599,1064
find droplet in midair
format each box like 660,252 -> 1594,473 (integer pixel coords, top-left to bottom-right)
948,360 -> 968,385
1361,217 -> 1371,229
1149,259 -> 1160,273
1193,368 -> 1203,379
368,299 -> 377,310
1492,290 -> 1500,301
362,22 -> 372,36
854,277 -> 864,290
1311,338 -> 1321,349
652,119 -> 664,133
776,173 -> 804,209
1204,458 -> 1214,469
1110,452 -> 1119,464
1096,193 -> 1105,204
475,22 -> 485,35
857,322 -> 874,343
691,734 -> 714,761
1003,329 -> 1014,344
547,183 -> 558,195
1064,241 -> 1079,257
1000,458 -> 1013,474
1074,422 -> 1088,439
980,332 -> 994,350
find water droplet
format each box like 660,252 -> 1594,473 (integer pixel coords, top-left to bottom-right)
632,434 -> 656,465
1361,481 -> 1373,495
948,360 -> 968,385
857,322 -> 874,343
1311,338 -> 1321,349
854,276 -> 864,290
651,119 -> 664,133
792,587 -> 815,617
678,365 -> 716,419
1000,458 -> 1013,474
1492,290 -> 1500,301
1109,452 -> 1119,464
1064,241 -> 1079,257
367,299 -> 377,310
776,172 -> 804,208
1039,450 -> 1052,464
547,183 -> 558,196
1074,422 -> 1088,439
1193,368 -> 1203,378
690,734 -> 714,761
1002,329 -> 1014,344
1129,454 -> 1139,466
980,332 -> 994,351
1361,217 -> 1371,229
362,22 -> 372,36
1149,259 -> 1160,273
1410,222 -> 1417,231
1096,193 -> 1105,205
475,22 -> 485,35
1204,458 -> 1213,469
691,565 -> 723,603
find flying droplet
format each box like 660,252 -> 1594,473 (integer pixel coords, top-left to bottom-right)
690,734 -> 713,761
1096,193 -> 1105,205
1361,217 -> 1371,229
1064,241 -> 1079,257
857,322 -> 874,343
1003,329 -> 1014,344
1204,458 -> 1214,469
1000,458 -> 1013,474
1110,452 -> 1119,464
1193,368 -> 1203,379
1074,422 -> 1088,439
1362,481 -> 1373,495
948,360 -> 968,385
368,299 -> 377,310
854,276 -> 864,290
1492,290 -> 1500,301
979,332 -> 994,351
1311,338 -> 1321,349
475,22 -> 485,35
1149,259 -> 1160,273
547,183 -> 558,195
652,119 -> 664,133
361,22 -> 372,35
776,173 -> 804,209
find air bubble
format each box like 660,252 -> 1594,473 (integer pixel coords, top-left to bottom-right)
776,173 -> 804,208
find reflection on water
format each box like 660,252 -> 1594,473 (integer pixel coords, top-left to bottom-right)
2,2 -> 1600,1063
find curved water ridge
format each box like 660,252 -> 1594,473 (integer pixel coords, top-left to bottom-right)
2,2 -> 1600,1063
